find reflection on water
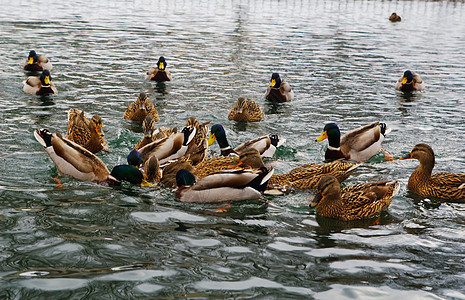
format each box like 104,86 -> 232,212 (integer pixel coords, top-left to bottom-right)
1,0 -> 465,299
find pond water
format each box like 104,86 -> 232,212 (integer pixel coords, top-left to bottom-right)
1,0 -> 465,298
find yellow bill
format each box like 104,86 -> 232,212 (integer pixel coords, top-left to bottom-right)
315,131 -> 328,142
207,134 -> 216,146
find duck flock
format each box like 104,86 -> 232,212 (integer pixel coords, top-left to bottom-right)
25,33 -> 465,222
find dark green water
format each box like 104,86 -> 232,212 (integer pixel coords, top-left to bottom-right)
1,0 -> 465,299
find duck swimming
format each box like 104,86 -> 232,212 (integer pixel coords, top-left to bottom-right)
124,92 -> 159,123
34,129 -> 118,184
23,50 -> 52,72
228,96 -> 264,122
265,73 -> 294,103
208,124 -> 284,158
400,143 -> 465,202
175,167 -> 273,203
316,122 -> 391,162
146,56 -> 172,82
310,175 -> 399,221
23,70 -> 57,95
395,70 -> 425,92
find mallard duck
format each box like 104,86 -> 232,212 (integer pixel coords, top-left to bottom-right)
310,175 -> 399,221
228,96 -> 264,122
184,117 -> 210,165
161,156 -> 195,188
138,126 -> 197,165
110,150 -> 161,185
124,92 -> 159,123
267,160 -> 361,193
400,143 -> 465,202
395,70 -> 425,92
208,124 -> 284,157
316,122 -> 391,162
389,12 -> 401,22
23,70 -> 58,95
134,116 -> 178,150
194,148 -> 265,179
65,109 -> 108,154
265,73 -> 294,103
34,129 -> 118,184
145,56 -> 172,82
23,50 -> 52,72
175,166 -> 274,203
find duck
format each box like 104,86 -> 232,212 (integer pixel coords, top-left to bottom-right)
34,129 -> 118,185
266,159 -> 361,193
194,148 -> 265,179
315,122 -> 391,162
184,117 -> 210,165
175,167 -> 274,203
208,124 -> 284,157
389,12 -> 401,22
310,175 -> 400,221
23,70 -> 58,95
400,143 -> 465,202
110,150 -> 162,185
138,126 -> 197,165
228,96 -> 264,122
395,70 -> 425,92
161,156 -> 195,188
124,92 -> 159,123
265,73 -> 294,103
23,50 -> 52,72
146,56 -> 172,82
134,116 -> 178,150
65,109 -> 108,154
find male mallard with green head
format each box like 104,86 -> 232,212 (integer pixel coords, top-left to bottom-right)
23,50 -> 52,72
395,70 -> 425,92
23,70 -> 57,95
265,73 -> 294,103
316,122 -> 391,162
175,166 -> 273,203
146,56 -> 172,82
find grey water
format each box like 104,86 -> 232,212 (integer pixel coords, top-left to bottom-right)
1,0 -> 465,299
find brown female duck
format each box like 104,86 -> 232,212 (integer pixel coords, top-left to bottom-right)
124,92 -> 159,123
184,117 -> 211,165
311,175 -> 399,221
401,143 -> 465,202
389,13 -> 401,22
194,148 -> 265,179
228,96 -> 264,122
267,160 -> 361,193
66,109 -> 108,154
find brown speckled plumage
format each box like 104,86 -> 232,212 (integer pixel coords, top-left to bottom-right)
228,97 -> 264,122
402,143 -> 465,202
161,156 -> 195,188
65,109 -> 108,154
124,92 -> 159,123
313,175 -> 399,221
267,160 -> 360,192
184,117 -> 211,165
194,148 -> 264,179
